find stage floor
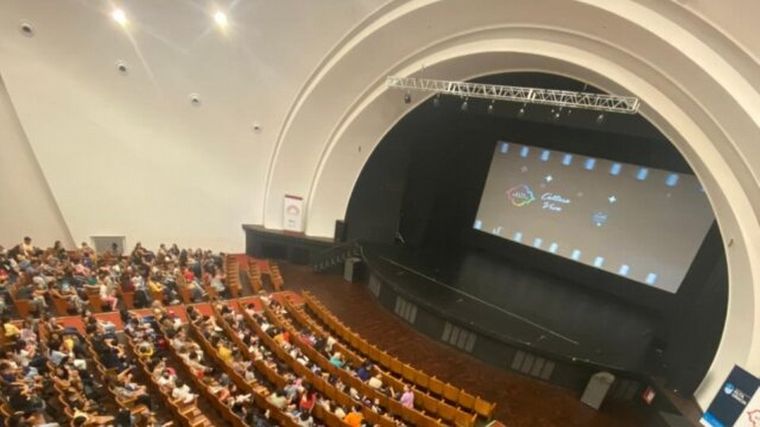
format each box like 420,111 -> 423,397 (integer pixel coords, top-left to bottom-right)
362,243 -> 660,372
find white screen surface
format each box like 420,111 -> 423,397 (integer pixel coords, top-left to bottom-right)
473,141 -> 714,293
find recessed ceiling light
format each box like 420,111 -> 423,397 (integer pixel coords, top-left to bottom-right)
214,11 -> 228,28
112,9 -> 127,26
19,21 -> 34,37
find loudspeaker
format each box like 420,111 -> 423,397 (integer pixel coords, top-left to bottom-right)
334,220 -> 347,243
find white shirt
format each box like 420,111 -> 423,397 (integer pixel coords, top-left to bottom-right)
172,384 -> 195,403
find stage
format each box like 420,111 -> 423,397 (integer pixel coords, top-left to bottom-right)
361,242 -> 659,375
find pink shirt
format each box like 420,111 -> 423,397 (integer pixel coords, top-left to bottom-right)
400,390 -> 414,408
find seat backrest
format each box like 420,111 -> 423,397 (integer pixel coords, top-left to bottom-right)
429,376 -> 445,396
390,357 -> 403,375
443,382 -> 460,402
415,370 -> 430,389
421,393 -> 439,414
458,390 -> 476,410
474,396 -> 495,419
454,409 -> 477,427
438,402 -> 456,422
402,364 -> 416,382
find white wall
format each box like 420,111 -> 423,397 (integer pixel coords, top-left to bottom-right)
0,0 -> 384,251
0,75 -> 73,247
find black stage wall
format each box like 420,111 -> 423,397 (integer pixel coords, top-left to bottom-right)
344,73 -> 727,395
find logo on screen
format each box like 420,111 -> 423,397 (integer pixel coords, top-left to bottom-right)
724,383 -> 735,395
507,185 -> 535,207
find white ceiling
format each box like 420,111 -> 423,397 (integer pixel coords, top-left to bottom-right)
0,0 -> 385,250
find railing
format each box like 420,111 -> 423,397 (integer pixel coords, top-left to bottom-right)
311,240 -> 363,272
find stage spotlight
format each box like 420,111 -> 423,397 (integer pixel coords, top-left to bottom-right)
487,102 -> 495,114
460,98 -> 468,111
432,95 -> 440,108
552,108 -> 561,121
112,9 -> 127,26
403,92 -> 411,104
517,104 -> 526,117
596,113 -> 606,125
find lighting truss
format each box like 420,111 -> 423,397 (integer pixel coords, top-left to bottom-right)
387,76 -> 640,114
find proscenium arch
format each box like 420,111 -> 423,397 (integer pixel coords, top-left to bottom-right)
264,0 -> 760,408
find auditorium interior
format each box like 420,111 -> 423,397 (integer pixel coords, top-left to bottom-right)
1,1 -> 759,426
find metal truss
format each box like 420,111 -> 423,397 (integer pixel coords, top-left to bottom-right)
387,76 -> 640,114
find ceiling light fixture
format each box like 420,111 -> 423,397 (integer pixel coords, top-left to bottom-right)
214,11 -> 228,28
112,9 -> 127,26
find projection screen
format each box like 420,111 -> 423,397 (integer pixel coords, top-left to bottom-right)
473,141 -> 715,293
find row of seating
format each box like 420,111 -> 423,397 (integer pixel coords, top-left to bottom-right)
222,256 -> 243,299
301,291 -> 497,420
269,263 -> 284,291
125,335 -> 212,427
208,302 -> 350,426
279,297 -> 479,425
261,301 -> 469,426
158,321 -> 252,427
185,318 -> 304,427
233,302 -> 424,427
246,258 -> 265,293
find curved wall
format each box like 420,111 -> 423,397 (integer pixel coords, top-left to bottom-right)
265,0 -> 760,408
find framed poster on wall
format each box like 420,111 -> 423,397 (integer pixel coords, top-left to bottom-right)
283,194 -> 304,233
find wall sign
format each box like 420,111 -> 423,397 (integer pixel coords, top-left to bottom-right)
701,365 -> 759,427
283,194 -> 304,233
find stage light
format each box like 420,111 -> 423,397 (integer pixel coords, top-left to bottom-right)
403,92 -> 411,104
214,11 -> 228,28
596,113 -> 606,125
112,9 -> 127,26
552,111 -> 561,121
460,98 -> 468,111
432,95 -> 440,108
487,102 -> 495,114
517,104 -> 526,117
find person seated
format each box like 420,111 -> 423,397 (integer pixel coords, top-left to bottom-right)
297,410 -> 314,427
266,389 -> 288,409
3,316 -> 20,340
171,379 -> 197,404
368,373 -> 383,390
329,351 -> 345,369
343,406 -> 363,427
399,385 -> 414,408
356,362 -> 372,381
19,237 -> 35,258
